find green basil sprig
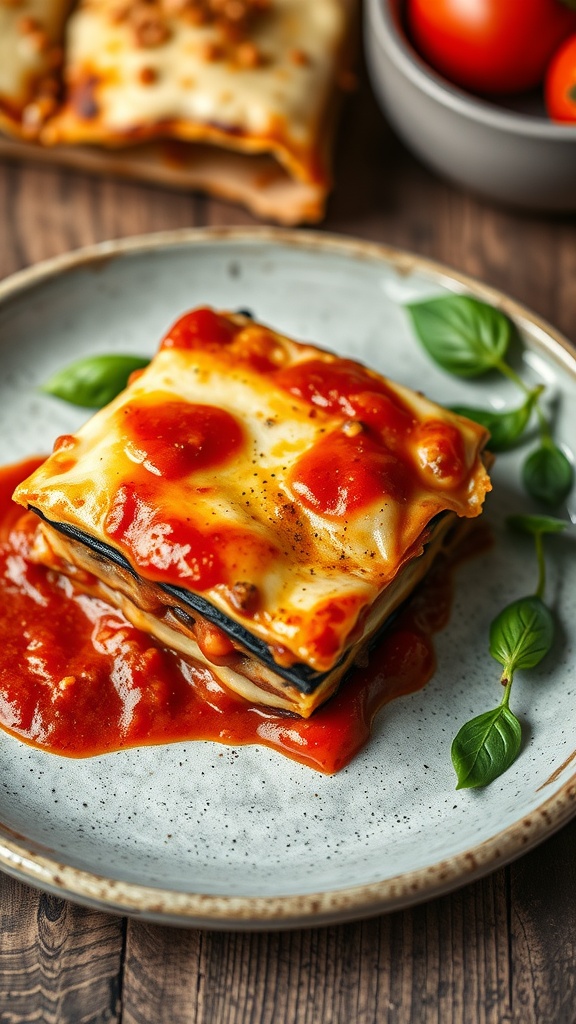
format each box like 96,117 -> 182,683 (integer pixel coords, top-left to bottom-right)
507,513 -> 568,535
406,295 -> 512,377
489,596 -> 554,675
450,387 -> 541,452
451,705 -> 522,792
451,514 -> 567,789
522,439 -> 574,507
406,294 -> 574,505
42,354 -> 150,408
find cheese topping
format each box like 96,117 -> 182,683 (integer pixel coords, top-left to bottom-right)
14,308 -> 491,673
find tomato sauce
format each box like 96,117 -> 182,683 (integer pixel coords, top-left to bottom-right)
289,430 -> 412,517
0,458 -> 480,774
160,307 -> 238,351
120,394 -> 244,479
160,307 -> 284,374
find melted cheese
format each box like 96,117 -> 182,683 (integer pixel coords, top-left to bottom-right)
14,309 -> 491,674
42,0 -> 354,184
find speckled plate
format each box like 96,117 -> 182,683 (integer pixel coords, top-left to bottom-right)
0,228 -> 574,930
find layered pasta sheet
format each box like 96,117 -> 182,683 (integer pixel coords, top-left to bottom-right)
14,309 -> 492,714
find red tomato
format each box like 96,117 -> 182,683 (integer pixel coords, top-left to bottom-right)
545,33 -> 576,120
406,0 -> 576,95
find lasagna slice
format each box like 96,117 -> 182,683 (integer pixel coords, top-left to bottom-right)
0,0 -> 72,139
39,0 -> 356,222
13,308 -> 492,717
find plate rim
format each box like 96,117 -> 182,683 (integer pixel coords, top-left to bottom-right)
0,225 -> 575,929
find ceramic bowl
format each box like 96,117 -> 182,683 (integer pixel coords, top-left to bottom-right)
365,0 -> 576,211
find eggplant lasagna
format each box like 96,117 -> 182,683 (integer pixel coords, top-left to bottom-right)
13,308 -> 491,717
0,0 -> 356,223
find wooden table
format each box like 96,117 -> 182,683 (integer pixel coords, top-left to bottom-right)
1,75 -> 575,1024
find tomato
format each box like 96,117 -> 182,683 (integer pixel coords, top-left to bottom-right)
406,0 -> 576,95
545,33 -> 576,119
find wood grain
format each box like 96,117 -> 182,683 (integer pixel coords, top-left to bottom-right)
119,870 -> 513,1024
112,867 -> 515,1024
0,161 -> 204,280
510,820 -> 576,1024
0,874 -> 124,1023
0,70 -> 575,1024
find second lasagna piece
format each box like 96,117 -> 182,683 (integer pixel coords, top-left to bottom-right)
13,308 -> 492,716
40,0 -> 356,221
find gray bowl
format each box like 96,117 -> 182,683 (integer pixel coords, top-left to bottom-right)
365,0 -> 576,211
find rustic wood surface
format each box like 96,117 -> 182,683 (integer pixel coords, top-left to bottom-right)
1,73 -> 575,1024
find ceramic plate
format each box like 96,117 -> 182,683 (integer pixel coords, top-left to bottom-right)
0,229 -> 574,930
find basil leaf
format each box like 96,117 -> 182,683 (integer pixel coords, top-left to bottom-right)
489,596 -> 554,675
507,514 -> 568,537
522,443 -> 574,506
451,394 -> 535,451
451,705 -> 522,789
42,354 -> 150,408
406,295 -> 512,377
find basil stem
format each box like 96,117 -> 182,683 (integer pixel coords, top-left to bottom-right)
507,514 -> 567,623
42,354 -> 150,408
406,295 -> 513,378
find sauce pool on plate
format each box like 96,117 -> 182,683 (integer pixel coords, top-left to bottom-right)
0,457 -> 479,774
